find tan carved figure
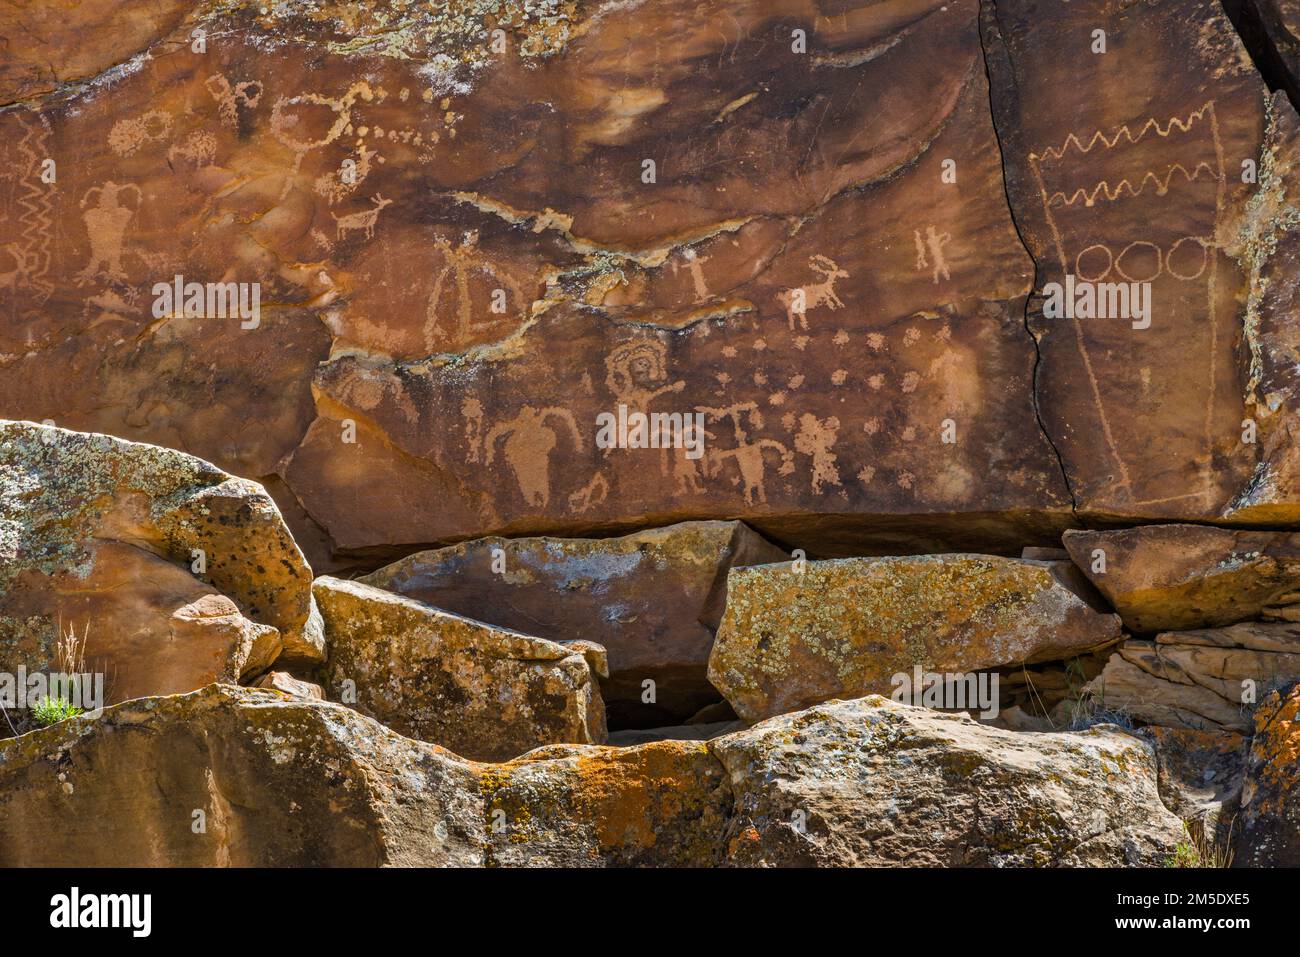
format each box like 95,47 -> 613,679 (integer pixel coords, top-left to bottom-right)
794,412 -> 842,493
423,231 -> 525,351
76,182 -> 141,285
776,255 -> 848,331
699,402 -> 794,505
332,194 -> 392,241
485,405 -> 582,507
913,226 -> 952,283
207,74 -> 263,130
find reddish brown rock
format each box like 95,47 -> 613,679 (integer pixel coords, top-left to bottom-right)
0,421 -> 318,720
0,0 -> 1071,567
1063,525 -> 1300,631
253,670 -> 323,699
314,576 -> 607,760
710,553 -> 1121,722
982,0 -> 1278,522
362,520 -> 787,725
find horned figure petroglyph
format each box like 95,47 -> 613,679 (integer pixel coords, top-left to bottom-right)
697,402 -> 794,506
76,182 -> 141,285
913,226 -> 952,283
776,255 -> 848,331
485,405 -> 582,507
332,194 -> 392,241
423,231 -> 525,351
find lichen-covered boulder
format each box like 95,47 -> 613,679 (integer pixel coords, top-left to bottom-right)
481,741 -> 731,867
710,695 -> 1185,866
709,554 -> 1121,722
0,422 -> 320,721
1139,725 -> 1245,852
314,576 -> 607,760
1063,525 -> 1300,632
0,685 -> 486,866
363,520 -> 787,725
1238,683 -> 1300,866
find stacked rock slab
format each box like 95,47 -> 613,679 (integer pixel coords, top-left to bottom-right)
709,554 -> 1122,722
0,686 -> 1185,868
362,521 -> 788,725
0,421 -> 319,724
314,576 -> 608,760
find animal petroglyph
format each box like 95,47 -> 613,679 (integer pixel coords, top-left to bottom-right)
485,405 -> 582,507
108,111 -> 173,157
207,74 -> 263,130
332,194 -> 392,241
913,226 -> 952,284
76,182 -> 141,285
423,231 -> 526,351
698,402 -> 794,505
776,255 -> 848,331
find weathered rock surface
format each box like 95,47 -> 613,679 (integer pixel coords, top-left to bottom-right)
1064,526 -> 1300,632
0,684 -> 1187,868
0,421 -> 319,716
1238,683 -> 1300,866
1139,725 -> 1246,849
253,670 -> 323,699
711,696 -> 1184,866
363,520 -> 786,725
983,0 -> 1284,522
0,0 -> 1076,568
710,554 -> 1121,722
1084,622 -> 1300,731
314,576 -> 607,760
0,685 -> 487,866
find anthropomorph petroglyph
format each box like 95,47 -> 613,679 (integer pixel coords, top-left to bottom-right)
671,247 -> 713,303
698,402 -> 794,505
423,231 -> 525,351
776,255 -> 848,331
332,194 -> 392,241
485,405 -> 583,507
207,74 -> 263,130
793,412 -> 842,493
913,226 -> 952,283
76,182 -> 141,285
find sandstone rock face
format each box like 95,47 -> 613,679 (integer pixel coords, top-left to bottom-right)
1238,683 -> 1300,866
314,576 -> 607,760
253,670 -> 323,699
710,554 -> 1121,722
0,686 -> 487,866
1139,726 -> 1246,849
363,520 -> 786,725
1064,525 -> 1300,631
1085,623 -> 1300,731
0,421 -> 318,718
0,0 -> 1074,569
711,696 -> 1184,866
983,0 -> 1281,523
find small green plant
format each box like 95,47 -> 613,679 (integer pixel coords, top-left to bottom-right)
31,696 -> 82,727
1164,820 -> 1235,868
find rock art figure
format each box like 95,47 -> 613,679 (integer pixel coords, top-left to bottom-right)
913,226 -> 952,283
76,182 -> 141,285
699,402 -> 795,505
423,231 -> 525,351
332,194 -> 392,241
207,74 -> 263,130
485,405 -> 582,507
777,255 -> 848,331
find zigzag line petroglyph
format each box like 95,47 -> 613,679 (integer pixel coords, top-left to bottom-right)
1045,162 -> 1221,208
9,113 -> 55,307
1029,104 -> 1216,163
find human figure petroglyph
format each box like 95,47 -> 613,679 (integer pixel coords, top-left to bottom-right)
604,339 -> 688,486
207,74 -> 263,130
485,405 -> 582,507
698,402 -> 794,506
671,247 -> 713,303
793,413 -> 841,493
271,81 -> 374,200
332,194 -> 392,241
423,231 -> 525,351
76,182 -> 141,285
913,226 -> 951,284
776,255 -> 848,331
463,397 -> 485,463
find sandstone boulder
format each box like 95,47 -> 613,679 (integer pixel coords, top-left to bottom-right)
363,520 -> 787,726
1084,622 -> 1300,731
253,671 -> 323,700
0,421 -> 319,721
314,576 -> 607,760
1238,683 -> 1300,866
0,685 -> 486,866
710,695 -> 1185,866
710,554 -> 1121,722
1063,525 -> 1300,632
1139,726 -> 1246,852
